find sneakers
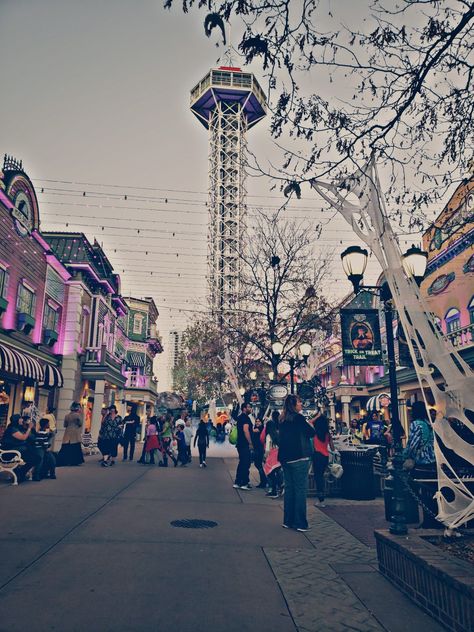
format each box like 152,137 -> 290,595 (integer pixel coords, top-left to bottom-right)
200,464 -> 204,468
268,493 -> 279,499
314,500 -> 326,508
296,527 -> 311,532
282,524 -> 291,529
232,483 -> 240,488
202,461 -> 207,468
239,484 -> 252,490
101,461 -> 110,467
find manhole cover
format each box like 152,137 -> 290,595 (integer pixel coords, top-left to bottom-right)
170,519 -> 218,529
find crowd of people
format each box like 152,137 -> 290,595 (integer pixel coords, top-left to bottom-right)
232,395 -> 338,532
0,393 -> 440,533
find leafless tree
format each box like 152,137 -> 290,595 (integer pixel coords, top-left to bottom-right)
165,0 -> 474,222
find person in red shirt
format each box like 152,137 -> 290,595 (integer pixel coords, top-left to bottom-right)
312,411 -> 335,508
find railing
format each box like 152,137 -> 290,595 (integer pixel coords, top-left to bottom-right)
444,323 -> 473,349
126,375 -> 158,392
83,346 -> 124,372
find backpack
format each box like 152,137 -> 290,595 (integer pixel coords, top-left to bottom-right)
229,425 -> 238,446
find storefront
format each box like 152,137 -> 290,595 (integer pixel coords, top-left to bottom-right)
0,339 -> 63,437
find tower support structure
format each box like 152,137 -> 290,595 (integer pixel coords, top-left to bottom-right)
190,67 -> 266,326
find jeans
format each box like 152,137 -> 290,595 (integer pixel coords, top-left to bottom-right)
282,459 -> 310,529
268,467 -> 283,494
235,444 -> 251,486
312,452 -> 328,501
186,445 -> 192,463
253,449 -> 267,486
122,434 -> 136,460
197,442 -> 207,464
33,450 -> 56,480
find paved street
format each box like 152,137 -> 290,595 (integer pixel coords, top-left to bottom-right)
0,453 -> 444,632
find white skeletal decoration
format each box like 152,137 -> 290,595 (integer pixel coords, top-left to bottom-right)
219,349 -> 243,405
311,159 -> 474,528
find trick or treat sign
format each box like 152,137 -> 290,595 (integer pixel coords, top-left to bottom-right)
340,308 -> 383,366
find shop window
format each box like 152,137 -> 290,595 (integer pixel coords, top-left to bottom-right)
445,307 -> 460,333
133,313 -> 144,335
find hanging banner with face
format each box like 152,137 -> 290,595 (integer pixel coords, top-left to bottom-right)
340,308 -> 383,366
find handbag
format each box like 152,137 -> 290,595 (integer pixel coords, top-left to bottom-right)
229,425 -> 238,445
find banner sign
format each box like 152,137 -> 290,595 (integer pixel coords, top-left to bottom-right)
340,308 -> 383,366
267,384 -> 288,404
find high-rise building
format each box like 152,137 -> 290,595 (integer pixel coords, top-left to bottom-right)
190,66 -> 266,326
168,329 -> 183,390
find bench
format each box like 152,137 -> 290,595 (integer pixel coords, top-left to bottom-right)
0,449 -> 24,485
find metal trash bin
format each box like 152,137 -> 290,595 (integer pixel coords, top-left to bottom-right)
340,447 -> 376,500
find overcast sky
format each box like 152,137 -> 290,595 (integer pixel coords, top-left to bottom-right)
0,0 -> 436,389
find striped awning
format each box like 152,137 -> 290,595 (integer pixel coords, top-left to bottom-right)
0,344 -> 43,381
367,392 -> 391,411
0,343 -> 63,388
127,352 -> 145,367
42,363 -> 64,388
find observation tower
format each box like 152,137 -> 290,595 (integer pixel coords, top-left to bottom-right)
190,66 -> 267,326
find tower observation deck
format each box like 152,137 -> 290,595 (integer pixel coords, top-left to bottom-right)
190,66 -> 267,326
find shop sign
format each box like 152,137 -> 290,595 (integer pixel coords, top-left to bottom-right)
340,308 -> 383,366
268,384 -> 288,401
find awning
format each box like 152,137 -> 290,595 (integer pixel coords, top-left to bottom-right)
0,343 -> 63,388
0,344 -> 43,381
127,352 -> 145,367
42,363 -> 64,388
366,392 -> 391,411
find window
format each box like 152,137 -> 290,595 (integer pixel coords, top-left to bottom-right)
468,297 -> 474,325
445,308 -> 461,333
133,313 -> 144,335
17,282 -> 36,316
0,267 -> 9,299
43,303 -> 59,332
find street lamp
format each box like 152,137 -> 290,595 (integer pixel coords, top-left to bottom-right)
271,340 -> 284,357
268,371 -> 274,381
341,243 -> 427,536
249,370 -> 257,381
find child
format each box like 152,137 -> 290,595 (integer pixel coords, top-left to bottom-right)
175,423 -> 188,467
33,418 -> 56,480
183,419 -> 193,463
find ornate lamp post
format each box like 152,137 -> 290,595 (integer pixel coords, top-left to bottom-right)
272,340 -> 312,394
341,244 -> 427,535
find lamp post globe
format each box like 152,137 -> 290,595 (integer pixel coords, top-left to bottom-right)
239,387 -> 245,396
299,342 -> 312,360
341,245 -> 368,293
249,370 -> 257,381
402,245 -> 428,285
268,371 -> 274,381
272,341 -> 283,356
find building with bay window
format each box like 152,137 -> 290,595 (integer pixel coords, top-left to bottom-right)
122,296 -> 163,424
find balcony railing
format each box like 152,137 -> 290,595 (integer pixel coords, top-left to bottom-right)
126,375 -> 158,392
444,323 -> 473,349
83,346 -> 124,373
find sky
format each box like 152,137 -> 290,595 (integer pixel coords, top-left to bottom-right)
0,0 -> 438,389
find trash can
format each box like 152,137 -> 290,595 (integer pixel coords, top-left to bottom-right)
340,448 -> 376,500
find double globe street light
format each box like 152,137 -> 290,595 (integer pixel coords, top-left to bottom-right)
341,243 -> 428,536
271,340 -> 312,395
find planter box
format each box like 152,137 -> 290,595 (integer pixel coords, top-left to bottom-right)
375,529 -> 474,632
43,328 -> 58,347
0,297 -> 8,314
17,312 -> 35,334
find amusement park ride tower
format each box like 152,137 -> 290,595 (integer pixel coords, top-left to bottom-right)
190,65 -> 267,326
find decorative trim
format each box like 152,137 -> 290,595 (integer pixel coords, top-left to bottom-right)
463,253 -> 474,274
425,228 -> 474,277
427,272 -> 455,295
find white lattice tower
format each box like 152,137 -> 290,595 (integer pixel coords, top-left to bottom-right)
208,101 -> 247,323
190,67 -> 266,327
312,159 -> 474,528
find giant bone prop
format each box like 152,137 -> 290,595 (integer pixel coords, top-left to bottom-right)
311,159 -> 474,528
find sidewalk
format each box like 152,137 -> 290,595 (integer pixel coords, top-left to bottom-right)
0,455 -> 443,632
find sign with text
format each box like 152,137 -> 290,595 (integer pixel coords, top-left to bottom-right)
340,308 -> 383,366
